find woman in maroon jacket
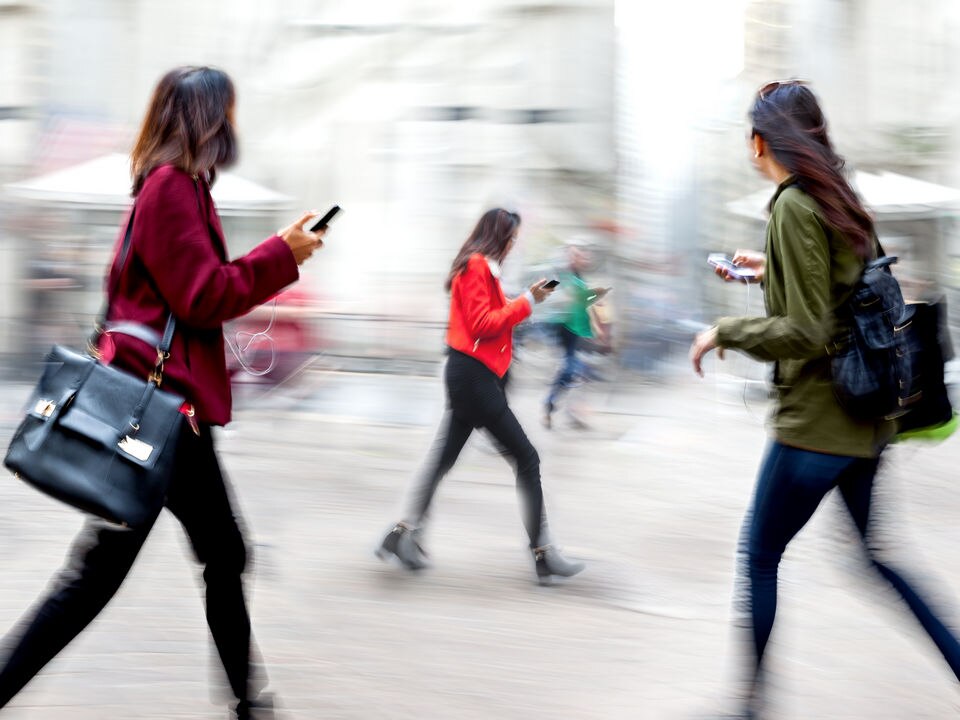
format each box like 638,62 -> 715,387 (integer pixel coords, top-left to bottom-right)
0,67 -> 322,719
376,208 -> 585,584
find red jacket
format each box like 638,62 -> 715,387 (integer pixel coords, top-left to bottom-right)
446,253 -> 531,377
98,165 -> 299,425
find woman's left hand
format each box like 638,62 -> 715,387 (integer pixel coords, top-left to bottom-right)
690,326 -> 724,377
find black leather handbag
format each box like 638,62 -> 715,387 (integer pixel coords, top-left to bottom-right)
4,212 -> 185,528
896,298 -> 955,436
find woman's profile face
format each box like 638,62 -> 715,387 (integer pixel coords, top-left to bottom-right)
504,225 -> 519,259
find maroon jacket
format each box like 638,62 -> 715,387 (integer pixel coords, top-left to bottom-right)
98,164 -> 299,425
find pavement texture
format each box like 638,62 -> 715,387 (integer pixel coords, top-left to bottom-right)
0,353 -> 958,719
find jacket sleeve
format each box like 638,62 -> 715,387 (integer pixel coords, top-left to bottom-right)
133,170 -> 300,328
458,255 -> 531,338
716,198 -> 832,361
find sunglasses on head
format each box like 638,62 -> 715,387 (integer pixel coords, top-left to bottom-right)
757,79 -> 809,100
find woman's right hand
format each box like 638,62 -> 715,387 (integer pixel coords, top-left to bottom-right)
279,211 -> 326,266
728,249 -> 766,283
529,279 -> 555,304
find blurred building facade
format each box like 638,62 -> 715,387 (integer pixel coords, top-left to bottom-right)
1,0 -> 959,374
613,0 -> 960,372
0,0 -> 616,370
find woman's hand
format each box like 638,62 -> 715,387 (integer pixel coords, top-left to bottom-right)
529,279 -> 556,304
279,211 -> 326,266
690,326 -> 724,377
718,249 -> 766,283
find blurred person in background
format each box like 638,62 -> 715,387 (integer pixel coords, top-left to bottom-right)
542,240 -> 610,429
376,208 -> 586,584
0,66 -> 325,720
689,80 -> 960,717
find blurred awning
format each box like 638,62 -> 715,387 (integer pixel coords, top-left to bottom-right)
727,170 -> 960,222
3,153 -> 293,216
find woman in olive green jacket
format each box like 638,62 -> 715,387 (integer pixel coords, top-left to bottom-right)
690,81 -> 960,716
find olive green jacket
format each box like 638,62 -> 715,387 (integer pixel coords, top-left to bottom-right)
716,178 -> 895,457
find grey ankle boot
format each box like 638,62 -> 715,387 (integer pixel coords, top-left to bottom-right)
532,544 -> 585,584
375,522 -> 428,570
233,692 -> 276,720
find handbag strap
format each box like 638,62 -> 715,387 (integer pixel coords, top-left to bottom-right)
90,177 -> 210,384
88,210 -> 176,387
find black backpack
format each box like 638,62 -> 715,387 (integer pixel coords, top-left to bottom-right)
831,255 -> 954,429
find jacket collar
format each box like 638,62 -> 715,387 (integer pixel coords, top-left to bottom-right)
768,174 -> 799,212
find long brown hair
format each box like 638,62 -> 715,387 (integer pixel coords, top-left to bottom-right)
750,82 -> 874,256
445,209 -> 521,291
130,66 -> 238,195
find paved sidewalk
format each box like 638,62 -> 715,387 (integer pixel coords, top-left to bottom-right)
0,361 -> 958,718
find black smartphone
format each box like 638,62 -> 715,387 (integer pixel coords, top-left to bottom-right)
543,279 -> 560,289
309,205 -> 341,232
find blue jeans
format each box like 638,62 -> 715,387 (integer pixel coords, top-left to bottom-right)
746,441 -> 960,686
546,326 -> 584,411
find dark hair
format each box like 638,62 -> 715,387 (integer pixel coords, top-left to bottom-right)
130,66 -> 238,195
445,208 -> 521,291
750,82 -> 874,256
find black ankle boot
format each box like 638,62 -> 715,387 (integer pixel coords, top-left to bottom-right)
375,523 -> 428,570
532,545 -> 584,584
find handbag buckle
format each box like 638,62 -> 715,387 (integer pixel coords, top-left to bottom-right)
148,349 -> 169,386
33,399 -> 56,418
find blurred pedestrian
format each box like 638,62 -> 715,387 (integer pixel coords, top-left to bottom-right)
690,80 -> 960,717
376,208 -> 585,584
542,241 -> 609,429
0,66 -> 324,720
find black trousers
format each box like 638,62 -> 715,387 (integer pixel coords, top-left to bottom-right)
0,424 -> 259,708
405,350 -> 546,548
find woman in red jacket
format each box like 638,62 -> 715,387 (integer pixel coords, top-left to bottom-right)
0,67 -> 322,719
377,208 -> 585,584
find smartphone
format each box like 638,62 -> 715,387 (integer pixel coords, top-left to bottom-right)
309,205 -> 341,232
708,253 -> 756,281
543,279 -> 560,289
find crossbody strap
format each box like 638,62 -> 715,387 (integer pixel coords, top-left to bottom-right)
90,209 -> 176,378
91,177 -> 208,379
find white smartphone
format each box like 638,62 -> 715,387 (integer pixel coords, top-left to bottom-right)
708,253 -> 757,281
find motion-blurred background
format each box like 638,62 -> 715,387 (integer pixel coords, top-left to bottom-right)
4,4 -> 960,719
1,0 -> 958,383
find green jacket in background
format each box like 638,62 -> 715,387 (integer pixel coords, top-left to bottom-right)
716,178 -> 895,458
557,270 -> 596,338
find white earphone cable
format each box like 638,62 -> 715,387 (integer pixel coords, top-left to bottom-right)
223,299 -> 278,376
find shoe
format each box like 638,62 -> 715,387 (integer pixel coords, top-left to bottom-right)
689,692 -> 761,720
542,402 -> 554,429
689,707 -> 757,720
532,545 -> 585,585
233,693 -> 276,720
565,408 -> 589,430
375,522 -> 428,570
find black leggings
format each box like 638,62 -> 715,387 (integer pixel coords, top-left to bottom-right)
405,350 -> 546,548
0,425 -> 261,708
